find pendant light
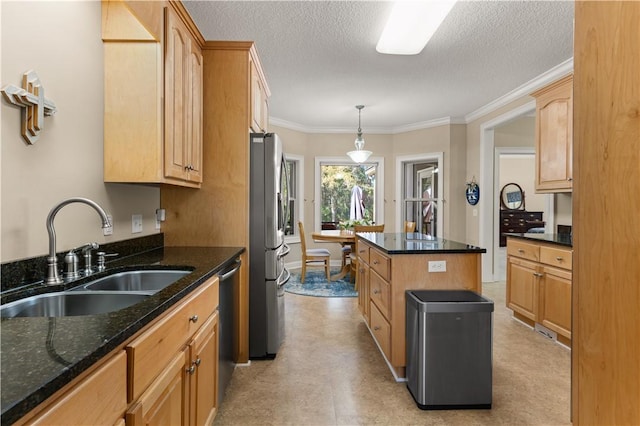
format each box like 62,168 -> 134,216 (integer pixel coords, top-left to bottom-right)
347,105 -> 372,163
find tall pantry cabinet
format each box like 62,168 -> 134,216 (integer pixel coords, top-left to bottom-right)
162,42 -> 271,364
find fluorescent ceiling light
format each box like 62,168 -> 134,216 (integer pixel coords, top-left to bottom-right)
376,1 -> 457,55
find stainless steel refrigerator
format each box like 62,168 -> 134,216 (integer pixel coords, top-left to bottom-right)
249,133 -> 291,358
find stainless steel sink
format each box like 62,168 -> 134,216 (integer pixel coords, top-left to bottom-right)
75,269 -> 191,293
0,291 -> 151,318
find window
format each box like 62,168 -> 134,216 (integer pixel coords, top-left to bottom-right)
396,153 -> 443,238
284,154 -> 303,240
315,157 -> 385,231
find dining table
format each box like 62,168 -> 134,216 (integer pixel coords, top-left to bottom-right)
311,229 -> 356,281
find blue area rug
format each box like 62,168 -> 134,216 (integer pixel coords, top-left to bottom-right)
285,269 -> 357,298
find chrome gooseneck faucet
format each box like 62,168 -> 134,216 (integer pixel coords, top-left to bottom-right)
45,197 -> 111,285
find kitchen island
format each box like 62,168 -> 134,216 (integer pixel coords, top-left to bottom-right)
355,232 -> 486,380
0,244 -> 243,425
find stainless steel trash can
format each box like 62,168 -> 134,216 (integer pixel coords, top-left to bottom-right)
406,290 -> 494,410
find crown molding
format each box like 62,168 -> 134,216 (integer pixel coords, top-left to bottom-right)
270,116 -> 460,135
464,57 -> 573,123
270,58 -> 574,134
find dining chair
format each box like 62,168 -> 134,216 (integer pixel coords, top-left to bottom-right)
404,221 -> 416,232
298,221 -> 331,283
350,224 -> 385,284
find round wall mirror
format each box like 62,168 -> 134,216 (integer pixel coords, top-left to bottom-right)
500,183 -> 525,210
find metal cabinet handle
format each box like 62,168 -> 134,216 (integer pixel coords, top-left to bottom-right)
195,357 -> 201,366
518,249 -> 525,253
373,260 -> 380,265
189,315 -> 198,323
555,257 -> 563,261
533,272 -> 544,277
186,365 -> 196,375
373,289 -> 380,294
373,326 -> 381,331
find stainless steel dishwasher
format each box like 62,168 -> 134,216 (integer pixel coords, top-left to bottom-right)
218,258 -> 241,405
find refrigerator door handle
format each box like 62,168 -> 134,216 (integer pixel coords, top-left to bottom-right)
277,267 -> 291,288
279,243 -> 290,258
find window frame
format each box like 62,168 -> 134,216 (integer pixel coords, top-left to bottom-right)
314,156 -> 385,232
284,153 -> 304,244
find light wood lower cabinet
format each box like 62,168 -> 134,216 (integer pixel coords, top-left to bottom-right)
355,238 -> 482,378
506,237 -> 572,344
127,276 -> 220,426
189,312 -> 219,426
356,260 -> 370,323
126,348 -> 188,426
27,352 -> 127,426
16,277 -> 221,426
506,256 -> 539,322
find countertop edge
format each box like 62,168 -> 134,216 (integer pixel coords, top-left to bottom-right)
1,246 -> 244,425
504,233 -> 573,248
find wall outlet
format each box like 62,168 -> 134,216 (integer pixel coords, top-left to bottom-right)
103,214 -> 113,236
428,260 -> 446,272
132,214 -> 143,234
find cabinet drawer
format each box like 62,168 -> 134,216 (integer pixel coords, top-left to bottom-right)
369,270 -> 390,320
540,245 -> 572,270
369,302 -> 391,361
356,241 -> 370,264
369,248 -> 390,280
127,277 -> 218,402
507,239 -> 540,262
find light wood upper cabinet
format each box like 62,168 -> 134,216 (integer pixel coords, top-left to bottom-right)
164,7 -> 203,184
102,1 -> 203,188
531,74 -> 573,193
250,59 -> 269,132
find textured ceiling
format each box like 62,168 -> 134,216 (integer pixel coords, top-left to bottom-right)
183,1 -> 574,133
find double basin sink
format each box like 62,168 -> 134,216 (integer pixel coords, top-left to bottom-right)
1,269 -> 192,318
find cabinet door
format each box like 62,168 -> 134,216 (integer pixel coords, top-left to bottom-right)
539,266 -> 572,339
250,62 -> 265,132
187,40 -> 203,183
357,261 -> 370,322
506,256 -> 540,322
189,312 -> 219,426
164,6 -> 190,181
534,75 -> 573,192
31,352 -> 127,425
126,348 -> 188,426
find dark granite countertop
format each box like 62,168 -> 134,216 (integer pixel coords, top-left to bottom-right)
357,232 -> 486,255
0,245 -> 244,425
504,233 -> 573,247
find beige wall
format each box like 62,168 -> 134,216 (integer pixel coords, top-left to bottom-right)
273,122 -> 469,264
1,1 -> 160,262
494,115 -> 536,148
465,96 -> 534,246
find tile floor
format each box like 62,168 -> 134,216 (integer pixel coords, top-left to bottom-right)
214,281 -> 571,425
